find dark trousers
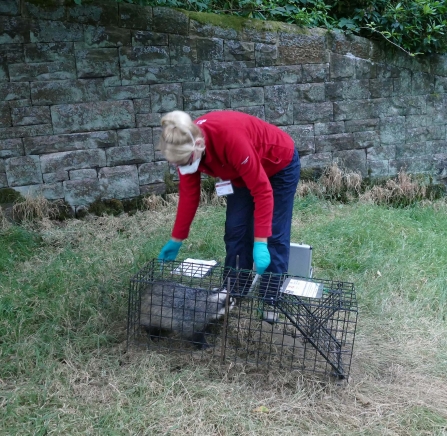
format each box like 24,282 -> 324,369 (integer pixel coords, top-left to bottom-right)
224,149 -> 300,297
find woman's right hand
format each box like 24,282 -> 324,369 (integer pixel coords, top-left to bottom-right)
158,239 -> 183,261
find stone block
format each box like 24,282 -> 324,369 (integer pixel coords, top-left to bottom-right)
280,124 -> 314,156
240,24 -> 278,44
277,31 -> 327,65
76,48 -> 120,78
431,55 -> 447,76
133,99 -> 151,116
292,83 -> 325,102
353,131 -> 379,149
334,100 -> 379,121
412,72 -> 434,95
314,122 -> 345,136
367,145 -> 396,160
196,38 -> 225,63
0,0 -> 19,16
0,103 -> 11,127
40,149 -> 107,173
24,42 -> 74,63
244,65 -> 302,87
66,1 -> 119,26
9,61 -> 76,81
405,127 -> 430,144
11,106 -> 50,126
294,102 -> 333,124
379,116 -> 406,145
232,106 -> 265,119
83,25 -> 131,48
5,155 -> 41,186
140,182 -> 166,195
434,76 -> 447,94
396,142 -> 426,159
23,130 -> 117,155
426,94 -> 446,125
118,128 -> 153,146
119,46 -> 169,67
99,165 -> 140,199
264,85 -> 293,125
300,152 -> 332,170
391,157 -> 435,174
301,64 -> 329,84
426,140 -> 447,155
69,169 -> 97,180
31,79 -> 107,105
333,149 -> 367,176
189,19 -> 238,40
0,124 -> 53,140
106,144 -> 154,166
355,59 -> 376,79
64,178 -> 101,206
315,133 -> 354,153
139,161 -> 169,185
119,3 -> 153,30
8,99 -> 31,108
51,100 -> 135,134
347,34 -> 372,59
393,70 -> 412,96
0,138 -> 23,158
30,19 -> 84,43
341,80 -> 371,100
43,170 -> 68,183
324,82 -> 343,101
330,53 -> 355,80
224,40 -> 254,62
183,90 -> 230,111
152,7 -> 188,36
14,182 -> 64,200
367,159 -> 390,178
204,61 -> 251,89
254,43 -> 277,67
0,17 -> 31,44
23,0 -> 65,20
229,87 -> 264,108
0,63 -> 8,82
151,83 -> 183,112
0,44 -> 25,64
132,30 -> 168,46
106,85 -> 150,101
0,172 -> 7,188
370,79 -> 393,98
121,64 -> 203,85
136,113 -> 162,128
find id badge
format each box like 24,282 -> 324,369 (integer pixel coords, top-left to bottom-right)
215,180 -> 234,196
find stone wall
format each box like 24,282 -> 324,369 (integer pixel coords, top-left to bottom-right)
1,0 -> 447,211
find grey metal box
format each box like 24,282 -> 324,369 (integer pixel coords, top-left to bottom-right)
288,243 -> 313,278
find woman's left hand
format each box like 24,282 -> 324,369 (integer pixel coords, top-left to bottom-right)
253,241 -> 270,275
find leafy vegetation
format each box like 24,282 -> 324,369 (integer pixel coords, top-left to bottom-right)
102,0 -> 447,55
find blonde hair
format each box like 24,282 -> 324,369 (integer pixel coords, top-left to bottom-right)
159,111 -> 204,164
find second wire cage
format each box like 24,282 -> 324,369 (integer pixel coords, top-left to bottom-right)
127,259 -> 358,379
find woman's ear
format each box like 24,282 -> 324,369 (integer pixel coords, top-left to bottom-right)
195,137 -> 205,149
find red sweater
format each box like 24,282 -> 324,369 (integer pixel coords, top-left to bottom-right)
171,111 -> 295,240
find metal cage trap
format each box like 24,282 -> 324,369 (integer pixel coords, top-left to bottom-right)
127,259 -> 358,379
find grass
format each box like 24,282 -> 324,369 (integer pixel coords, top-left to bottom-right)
1,193 -> 447,435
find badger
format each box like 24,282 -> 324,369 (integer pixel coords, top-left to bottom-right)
140,281 -> 235,349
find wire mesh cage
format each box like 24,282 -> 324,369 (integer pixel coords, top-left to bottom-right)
127,259 -> 358,379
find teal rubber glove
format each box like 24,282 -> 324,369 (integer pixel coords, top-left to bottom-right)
253,241 -> 270,275
158,240 -> 182,262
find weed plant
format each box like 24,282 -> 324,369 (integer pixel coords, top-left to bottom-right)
1,173 -> 447,434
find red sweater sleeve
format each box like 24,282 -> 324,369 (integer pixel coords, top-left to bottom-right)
171,170 -> 201,240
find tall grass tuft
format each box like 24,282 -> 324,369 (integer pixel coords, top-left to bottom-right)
298,163 -> 445,207
12,194 -> 62,223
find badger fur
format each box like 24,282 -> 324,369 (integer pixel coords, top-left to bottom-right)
140,280 -> 235,349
